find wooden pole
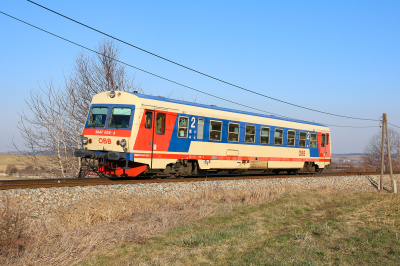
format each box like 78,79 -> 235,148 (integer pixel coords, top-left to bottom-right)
380,113 -> 386,192
385,114 -> 394,192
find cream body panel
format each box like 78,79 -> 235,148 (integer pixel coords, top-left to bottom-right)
83,136 -> 128,152
188,142 -> 310,159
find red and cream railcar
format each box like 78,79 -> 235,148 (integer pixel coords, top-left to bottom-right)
75,91 -> 331,177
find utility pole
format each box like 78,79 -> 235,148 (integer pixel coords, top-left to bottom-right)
380,113 -> 396,193
385,114 -> 394,188
380,114 -> 385,192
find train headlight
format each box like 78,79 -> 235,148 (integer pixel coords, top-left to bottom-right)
82,137 -> 88,145
110,91 -> 116,98
120,139 -> 127,147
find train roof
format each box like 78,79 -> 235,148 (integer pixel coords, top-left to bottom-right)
131,92 -> 328,128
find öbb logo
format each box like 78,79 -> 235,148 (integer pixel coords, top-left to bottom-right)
99,138 -> 111,144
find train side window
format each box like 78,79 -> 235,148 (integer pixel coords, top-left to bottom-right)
156,113 -> 166,135
228,123 -> 240,142
178,116 -> 189,138
145,112 -> 153,129
287,130 -> 295,146
245,125 -> 256,143
321,134 -> 325,147
88,107 -> 108,127
299,132 -> 307,147
310,133 -> 317,148
197,118 -> 204,140
260,127 -> 270,144
274,129 -> 283,145
326,134 -> 329,145
209,120 -> 222,141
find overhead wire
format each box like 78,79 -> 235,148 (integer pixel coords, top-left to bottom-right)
388,123 -> 400,129
0,11 -> 384,129
27,0 -> 380,122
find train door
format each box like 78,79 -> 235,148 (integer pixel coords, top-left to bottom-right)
152,110 -> 176,169
318,132 -> 327,168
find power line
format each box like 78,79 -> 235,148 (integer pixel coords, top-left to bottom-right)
0,11 -> 382,129
27,0 -> 380,122
388,123 -> 400,129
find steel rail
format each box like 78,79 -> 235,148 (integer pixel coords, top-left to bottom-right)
0,171 -> 398,190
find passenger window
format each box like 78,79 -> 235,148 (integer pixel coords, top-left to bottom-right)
321,134 -> 325,147
228,123 -> 240,142
287,130 -> 295,146
88,107 -> 108,127
145,112 -> 153,129
178,117 -> 189,138
156,113 -> 166,135
109,108 -> 132,128
245,125 -> 256,143
326,134 -> 329,145
209,121 -> 222,141
310,133 -> 317,148
299,132 -> 307,147
197,118 -> 204,140
260,127 -> 270,144
274,129 -> 283,145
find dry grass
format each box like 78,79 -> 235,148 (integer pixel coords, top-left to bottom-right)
81,187 -> 400,266
0,185 -> 296,265
2,185 -> 398,266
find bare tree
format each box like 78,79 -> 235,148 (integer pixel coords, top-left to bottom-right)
363,128 -> 400,171
13,39 -> 141,178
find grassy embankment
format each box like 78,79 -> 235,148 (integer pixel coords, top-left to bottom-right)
1,185 -> 399,265
80,189 -> 400,266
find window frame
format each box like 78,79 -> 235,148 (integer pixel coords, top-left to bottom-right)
310,133 -> 317,148
209,120 -> 223,141
274,128 -> 284,146
245,124 -> 256,143
144,111 -> 153,129
108,107 -> 132,129
88,106 -> 109,128
228,122 -> 240,142
299,131 -> 307,147
326,133 -> 329,145
321,134 -> 326,147
155,112 -> 166,135
197,118 -> 204,140
287,130 -> 296,147
260,126 -> 270,145
177,116 -> 189,139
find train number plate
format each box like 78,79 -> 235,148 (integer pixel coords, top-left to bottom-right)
299,150 -> 306,156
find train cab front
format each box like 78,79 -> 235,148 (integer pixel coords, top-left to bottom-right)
74,94 -> 147,177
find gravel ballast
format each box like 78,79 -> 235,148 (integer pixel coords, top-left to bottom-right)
1,174 -> 399,215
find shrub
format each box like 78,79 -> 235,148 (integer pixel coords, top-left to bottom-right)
5,164 -> 18,175
0,197 -> 29,259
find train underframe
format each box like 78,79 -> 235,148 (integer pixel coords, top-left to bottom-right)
75,150 -> 327,178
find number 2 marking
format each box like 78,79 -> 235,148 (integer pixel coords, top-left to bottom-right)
191,117 -> 196,128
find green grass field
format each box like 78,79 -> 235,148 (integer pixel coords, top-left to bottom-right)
79,190 -> 400,266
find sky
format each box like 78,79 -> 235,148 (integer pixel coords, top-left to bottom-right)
0,0 -> 399,154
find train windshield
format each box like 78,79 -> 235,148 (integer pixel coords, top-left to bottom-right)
88,107 -> 108,127
109,107 -> 132,128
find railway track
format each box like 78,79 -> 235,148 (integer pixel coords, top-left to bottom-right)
1,171 -> 398,190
